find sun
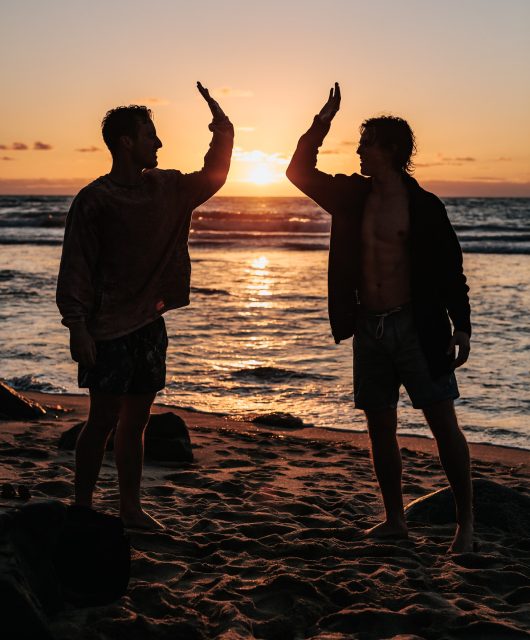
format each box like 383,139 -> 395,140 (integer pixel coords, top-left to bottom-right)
249,163 -> 274,185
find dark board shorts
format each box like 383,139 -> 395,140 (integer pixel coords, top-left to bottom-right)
353,303 -> 459,411
79,317 -> 168,395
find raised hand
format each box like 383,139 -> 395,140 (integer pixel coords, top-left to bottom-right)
318,82 -> 341,125
197,82 -> 228,124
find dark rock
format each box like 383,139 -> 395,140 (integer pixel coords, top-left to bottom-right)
250,411 -> 305,429
2,483 -> 16,498
405,478 -> 530,536
0,500 -> 130,623
58,412 -> 193,463
57,421 -> 84,450
52,504 -> 130,608
0,381 -> 46,420
8,501 -> 67,616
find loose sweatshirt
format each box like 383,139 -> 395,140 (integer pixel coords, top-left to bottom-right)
286,116 -> 471,380
56,121 -> 234,340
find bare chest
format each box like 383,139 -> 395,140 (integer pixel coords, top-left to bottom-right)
361,192 -> 410,248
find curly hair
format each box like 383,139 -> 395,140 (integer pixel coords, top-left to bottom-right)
359,115 -> 417,176
101,105 -> 153,154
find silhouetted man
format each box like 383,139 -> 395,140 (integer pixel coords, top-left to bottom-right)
56,84 -> 233,529
286,84 -> 473,553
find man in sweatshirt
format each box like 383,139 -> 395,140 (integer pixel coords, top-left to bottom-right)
56,83 -> 233,529
286,84 -> 473,553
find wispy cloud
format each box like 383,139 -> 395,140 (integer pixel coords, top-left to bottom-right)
75,146 -> 102,153
0,145 -> 8,150
340,140 -> 358,146
136,97 -> 169,105
232,148 -> 290,165
495,156 -> 512,162
416,156 -> 476,168
416,162 -> 445,168
211,86 -> 253,98
237,127 -> 254,131
2,156 -> 16,161
265,152 -> 290,165
34,141 -> 53,151
442,156 -> 476,162
12,142 -> 28,150
320,149 -> 348,155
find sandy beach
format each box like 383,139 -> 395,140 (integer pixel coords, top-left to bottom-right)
2,391 -> 530,639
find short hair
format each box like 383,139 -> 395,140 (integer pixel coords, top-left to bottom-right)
359,115 -> 417,176
101,105 -> 153,154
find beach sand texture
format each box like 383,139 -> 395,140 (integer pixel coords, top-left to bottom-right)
2,392 -> 530,640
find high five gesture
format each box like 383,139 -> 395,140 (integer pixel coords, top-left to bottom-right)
318,82 -> 341,125
197,81 -> 228,124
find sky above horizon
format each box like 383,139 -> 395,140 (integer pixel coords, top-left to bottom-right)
1,0 -> 529,196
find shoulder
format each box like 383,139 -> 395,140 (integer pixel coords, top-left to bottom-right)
346,172 -> 371,198
407,176 -> 447,214
69,176 -> 109,212
143,168 -> 183,184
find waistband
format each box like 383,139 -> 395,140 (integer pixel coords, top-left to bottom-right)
357,301 -> 412,318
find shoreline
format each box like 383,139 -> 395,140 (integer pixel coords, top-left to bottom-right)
13,390 -> 530,467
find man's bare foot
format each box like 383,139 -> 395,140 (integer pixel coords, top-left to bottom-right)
448,522 -> 473,553
120,508 -> 164,531
363,520 -> 409,540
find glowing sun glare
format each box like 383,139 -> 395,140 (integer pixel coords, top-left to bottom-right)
249,164 -> 274,185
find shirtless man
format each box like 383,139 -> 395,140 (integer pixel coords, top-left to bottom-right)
56,84 -> 233,529
286,84 -> 473,553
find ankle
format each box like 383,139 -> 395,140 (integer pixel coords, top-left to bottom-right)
385,514 -> 407,527
120,503 -> 143,515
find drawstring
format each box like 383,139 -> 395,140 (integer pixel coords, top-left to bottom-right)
375,306 -> 402,339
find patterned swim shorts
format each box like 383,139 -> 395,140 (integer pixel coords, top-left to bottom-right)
78,317 -> 168,395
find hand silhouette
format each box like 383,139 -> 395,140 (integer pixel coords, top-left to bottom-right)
447,331 -> 471,370
197,82 -> 228,124
318,82 -> 341,125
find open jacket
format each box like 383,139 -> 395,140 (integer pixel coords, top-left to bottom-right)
286,116 -> 471,380
56,121 -> 234,341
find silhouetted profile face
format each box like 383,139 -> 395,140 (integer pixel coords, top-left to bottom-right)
356,128 -> 395,177
127,120 -> 163,170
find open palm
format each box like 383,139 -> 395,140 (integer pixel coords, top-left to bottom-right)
318,82 -> 341,125
197,82 -> 227,124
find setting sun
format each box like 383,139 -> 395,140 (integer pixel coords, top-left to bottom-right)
249,164 -> 275,185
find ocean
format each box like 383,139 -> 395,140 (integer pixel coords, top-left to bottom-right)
1,195 -> 529,447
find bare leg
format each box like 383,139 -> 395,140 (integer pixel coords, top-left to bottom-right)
75,389 -> 123,508
423,398 -> 474,553
364,408 -> 408,538
114,392 -> 163,530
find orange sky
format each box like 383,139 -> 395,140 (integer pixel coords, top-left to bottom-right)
1,0 -> 529,196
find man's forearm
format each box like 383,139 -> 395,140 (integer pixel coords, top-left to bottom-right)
203,121 -> 234,192
286,116 -> 331,187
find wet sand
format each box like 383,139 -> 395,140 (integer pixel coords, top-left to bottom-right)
2,391 -> 530,639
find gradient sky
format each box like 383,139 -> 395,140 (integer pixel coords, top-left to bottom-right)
1,0 -> 529,196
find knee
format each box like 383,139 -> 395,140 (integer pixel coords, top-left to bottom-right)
365,409 -> 397,440
81,416 -> 117,438
116,416 -> 150,435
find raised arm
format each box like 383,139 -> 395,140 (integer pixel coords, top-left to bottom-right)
286,83 -> 350,214
181,82 -> 235,209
